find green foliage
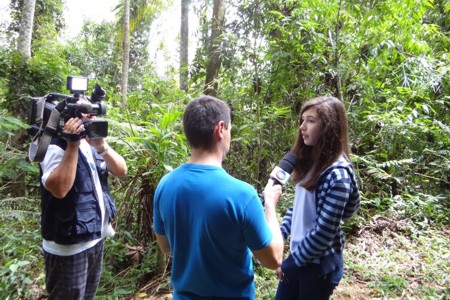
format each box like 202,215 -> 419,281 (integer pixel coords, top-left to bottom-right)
64,0 -> 166,92
390,193 -> 450,227
254,264 -> 278,299
97,235 -> 154,297
0,197 -> 44,299
350,91 -> 450,203
226,101 -> 294,190
0,113 -> 39,197
8,0 -> 64,46
65,21 -> 119,81
4,0 -> 66,118
32,0 -> 65,47
2,45 -> 78,118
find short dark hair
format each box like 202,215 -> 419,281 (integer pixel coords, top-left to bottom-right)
183,95 -> 231,149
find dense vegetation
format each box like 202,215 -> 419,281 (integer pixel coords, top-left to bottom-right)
0,0 -> 449,299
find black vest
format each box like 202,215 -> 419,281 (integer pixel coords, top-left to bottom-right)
40,137 -> 116,245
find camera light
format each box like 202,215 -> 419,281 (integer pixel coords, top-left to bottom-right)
67,76 -> 88,93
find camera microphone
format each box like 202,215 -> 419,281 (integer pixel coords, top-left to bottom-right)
90,83 -> 106,103
261,152 -> 298,206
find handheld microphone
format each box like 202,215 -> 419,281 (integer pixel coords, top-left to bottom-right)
261,152 -> 298,206
269,152 -> 297,185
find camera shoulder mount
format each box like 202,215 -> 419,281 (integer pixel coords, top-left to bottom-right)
28,95 -> 62,162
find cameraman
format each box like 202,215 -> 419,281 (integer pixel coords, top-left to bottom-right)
39,97 -> 127,299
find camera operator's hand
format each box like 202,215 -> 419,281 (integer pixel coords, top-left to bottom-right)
63,117 -> 84,143
44,117 -> 83,198
86,136 -> 127,177
86,136 -> 105,150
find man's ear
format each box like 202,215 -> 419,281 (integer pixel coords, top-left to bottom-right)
214,120 -> 225,140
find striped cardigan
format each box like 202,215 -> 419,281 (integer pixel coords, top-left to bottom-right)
280,158 -> 360,273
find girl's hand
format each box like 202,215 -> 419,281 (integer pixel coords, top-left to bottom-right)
276,267 -> 285,280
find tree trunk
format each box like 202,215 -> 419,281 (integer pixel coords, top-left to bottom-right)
120,0 -> 131,111
180,0 -> 190,92
204,0 -> 226,96
17,0 -> 36,61
334,0 -> 343,101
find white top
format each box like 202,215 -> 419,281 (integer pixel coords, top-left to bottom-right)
290,183 -> 320,264
40,139 -> 114,256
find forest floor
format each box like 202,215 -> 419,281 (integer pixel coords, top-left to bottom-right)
333,217 -> 449,299
19,216 -> 449,299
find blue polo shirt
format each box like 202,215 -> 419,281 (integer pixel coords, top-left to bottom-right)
153,164 -> 272,299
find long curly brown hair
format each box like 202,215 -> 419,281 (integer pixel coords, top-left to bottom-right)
290,96 -> 350,190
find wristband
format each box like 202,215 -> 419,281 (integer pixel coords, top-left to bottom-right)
98,144 -> 110,156
61,132 -> 81,142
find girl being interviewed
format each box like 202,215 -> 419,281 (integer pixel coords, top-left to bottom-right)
276,96 -> 360,300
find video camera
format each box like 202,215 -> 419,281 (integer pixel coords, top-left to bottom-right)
28,76 -> 109,162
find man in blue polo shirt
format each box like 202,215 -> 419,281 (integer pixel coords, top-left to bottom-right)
153,95 -> 284,299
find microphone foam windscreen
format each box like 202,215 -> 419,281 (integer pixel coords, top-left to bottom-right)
278,152 -> 297,174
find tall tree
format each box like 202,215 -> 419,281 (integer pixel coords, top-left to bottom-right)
180,0 -> 190,92
120,0 -> 131,110
16,0 -> 36,61
5,0 -> 65,118
204,0 -> 226,96
112,0 -> 163,92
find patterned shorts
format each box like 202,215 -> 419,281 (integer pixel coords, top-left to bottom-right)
44,239 -> 104,300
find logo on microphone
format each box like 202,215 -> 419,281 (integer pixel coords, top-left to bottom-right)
275,170 -> 288,181
270,166 -> 291,185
